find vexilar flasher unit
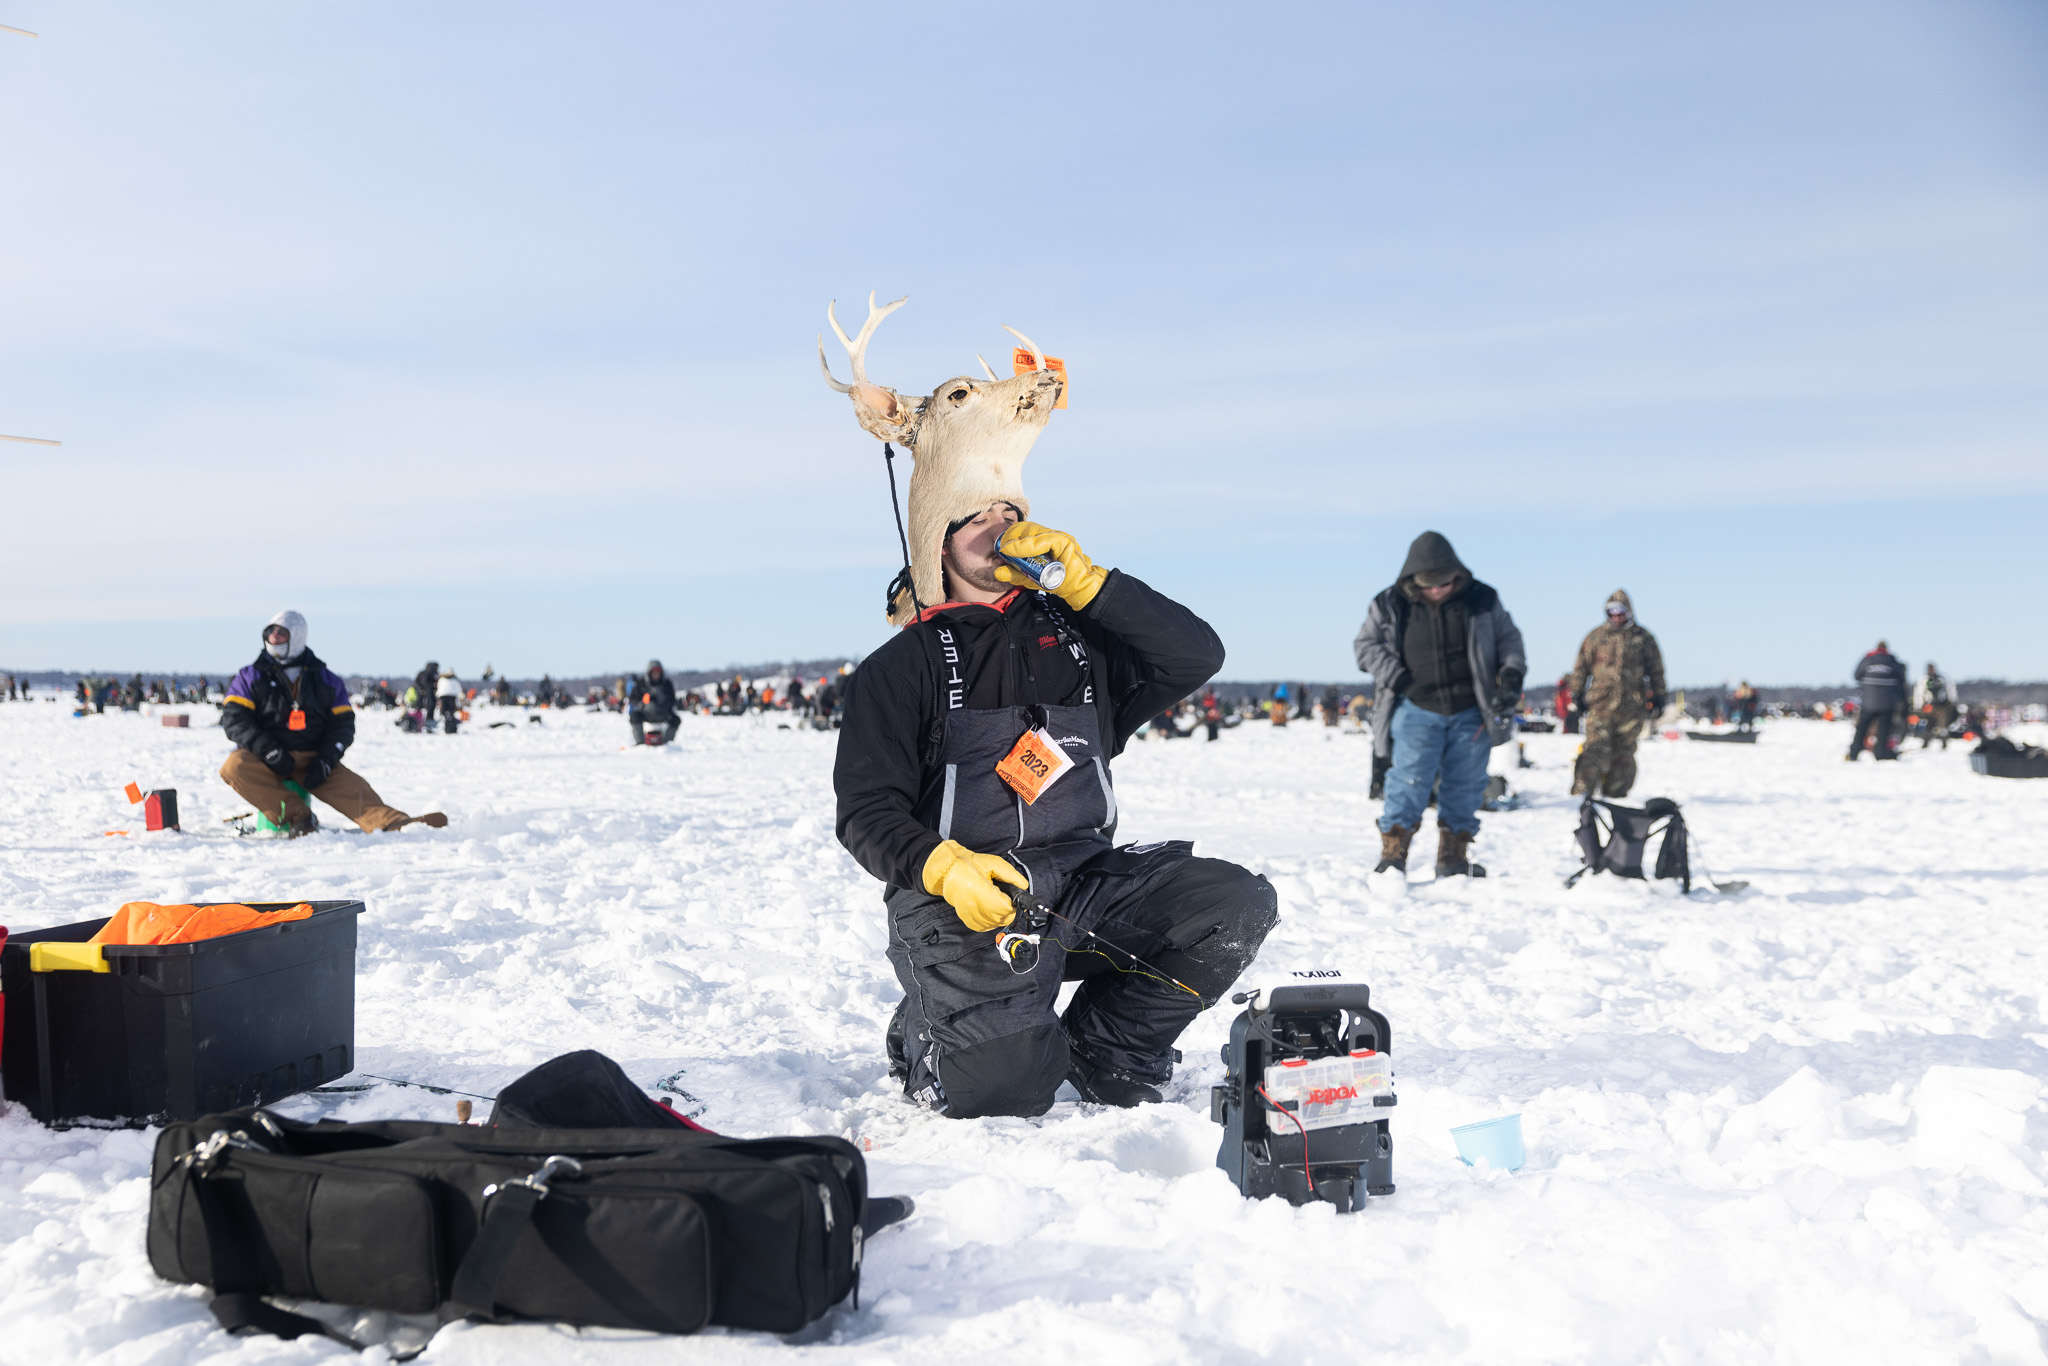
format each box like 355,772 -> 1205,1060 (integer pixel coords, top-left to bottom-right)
1212,970 -> 1395,1212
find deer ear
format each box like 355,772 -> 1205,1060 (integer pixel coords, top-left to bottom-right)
851,384 -> 919,443
852,383 -> 900,419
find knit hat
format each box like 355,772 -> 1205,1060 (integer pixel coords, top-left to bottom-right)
818,294 -> 1065,624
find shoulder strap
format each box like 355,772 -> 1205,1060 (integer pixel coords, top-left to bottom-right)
915,617 -> 947,770
188,1162 -> 367,1351
444,1182 -> 543,1323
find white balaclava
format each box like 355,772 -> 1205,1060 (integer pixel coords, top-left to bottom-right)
265,609 -> 308,663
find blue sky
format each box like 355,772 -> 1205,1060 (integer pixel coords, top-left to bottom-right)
2,2 -> 2042,684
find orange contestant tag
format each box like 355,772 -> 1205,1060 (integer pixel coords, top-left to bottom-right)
287,706 -> 306,731
996,727 -> 1075,804
1011,348 -> 1069,409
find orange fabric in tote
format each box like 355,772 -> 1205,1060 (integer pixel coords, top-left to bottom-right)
88,901 -> 313,947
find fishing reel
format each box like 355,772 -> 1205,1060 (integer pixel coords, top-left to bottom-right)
1212,971 -> 1396,1213
997,884 -> 1052,975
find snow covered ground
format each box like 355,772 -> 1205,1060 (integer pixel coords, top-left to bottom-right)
2,700 -> 2045,1364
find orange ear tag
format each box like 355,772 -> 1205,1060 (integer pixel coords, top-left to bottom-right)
287,706 -> 306,731
1011,349 -> 1069,409
996,727 -> 1076,804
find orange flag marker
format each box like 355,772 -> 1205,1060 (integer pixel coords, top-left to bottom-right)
1011,348 -> 1069,408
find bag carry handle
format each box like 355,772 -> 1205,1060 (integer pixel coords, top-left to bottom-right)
446,1155 -> 583,1322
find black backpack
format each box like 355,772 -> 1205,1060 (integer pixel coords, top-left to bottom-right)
148,1052 -> 909,1352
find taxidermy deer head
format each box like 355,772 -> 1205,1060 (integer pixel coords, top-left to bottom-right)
819,293 -> 1065,625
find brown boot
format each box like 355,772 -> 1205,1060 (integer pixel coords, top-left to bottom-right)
1375,825 -> 1415,873
1436,825 -> 1485,878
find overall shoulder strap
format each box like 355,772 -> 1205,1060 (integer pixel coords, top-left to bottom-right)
913,618 -> 948,770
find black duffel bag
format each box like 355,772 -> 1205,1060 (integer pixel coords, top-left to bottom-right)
148,1106 -> 883,1347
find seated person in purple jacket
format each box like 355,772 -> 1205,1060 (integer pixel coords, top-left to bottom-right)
220,609 -> 445,835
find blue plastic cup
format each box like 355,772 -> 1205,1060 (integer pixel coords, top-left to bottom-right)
1450,1114 -> 1526,1171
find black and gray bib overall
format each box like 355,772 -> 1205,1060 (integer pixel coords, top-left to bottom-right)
885,618 -> 1278,1120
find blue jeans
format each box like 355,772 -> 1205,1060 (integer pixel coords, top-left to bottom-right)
1379,701 -> 1491,836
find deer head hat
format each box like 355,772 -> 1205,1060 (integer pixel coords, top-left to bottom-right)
819,294 -> 1065,625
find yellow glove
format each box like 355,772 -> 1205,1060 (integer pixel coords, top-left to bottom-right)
995,521 -> 1109,611
922,839 -> 1026,933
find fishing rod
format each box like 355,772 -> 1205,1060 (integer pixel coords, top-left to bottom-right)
1000,884 -> 1201,999
309,1073 -> 497,1101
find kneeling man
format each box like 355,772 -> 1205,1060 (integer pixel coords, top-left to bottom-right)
835,508 -> 1277,1117
221,610 -> 445,834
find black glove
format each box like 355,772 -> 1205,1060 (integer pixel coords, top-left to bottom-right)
259,744 -> 293,778
1383,666 -> 1413,697
1648,693 -> 1667,716
1492,667 -> 1524,712
304,756 -> 335,788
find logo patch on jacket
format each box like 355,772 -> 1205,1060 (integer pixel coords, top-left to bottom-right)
1038,635 -> 1059,649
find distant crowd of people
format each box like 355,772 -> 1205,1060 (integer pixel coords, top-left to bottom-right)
14,563 -> 2026,814
55,674 -> 220,711
621,665 -> 847,745
334,660 -> 853,743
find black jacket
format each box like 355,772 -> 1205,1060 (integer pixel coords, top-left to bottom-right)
1401,589 -> 1476,715
1854,650 -> 1908,711
222,649 -> 356,763
632,674 -> 678,723
834,572 -> 1224,892
1354,530 -> 1527,754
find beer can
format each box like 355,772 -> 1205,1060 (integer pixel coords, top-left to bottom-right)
996,536 -> 1067,590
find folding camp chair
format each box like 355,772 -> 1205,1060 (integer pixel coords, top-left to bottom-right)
1565,797 -> 1691,893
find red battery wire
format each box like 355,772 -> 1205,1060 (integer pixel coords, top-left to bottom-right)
1257,1084 -> 1314,1194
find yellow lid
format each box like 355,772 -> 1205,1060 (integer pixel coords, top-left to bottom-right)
28,942 -> 109,973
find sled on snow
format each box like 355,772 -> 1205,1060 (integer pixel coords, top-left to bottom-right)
1970,739 -> 2048,779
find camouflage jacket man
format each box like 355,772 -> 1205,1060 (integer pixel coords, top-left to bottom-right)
1570,590 -> 1666,717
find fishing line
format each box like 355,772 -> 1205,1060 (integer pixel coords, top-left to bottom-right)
881,440 -> 948,765
1047,933 -> 1200,998
1686,829 -> 1749,894
1031,900 -> 1202,1000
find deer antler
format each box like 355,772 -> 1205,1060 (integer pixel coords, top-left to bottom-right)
975,353 -> 999,380
1002,326 -> 1046,373
818,292 -> 907,393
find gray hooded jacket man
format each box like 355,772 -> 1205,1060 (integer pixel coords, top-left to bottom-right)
1353,532 -> 1527,761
